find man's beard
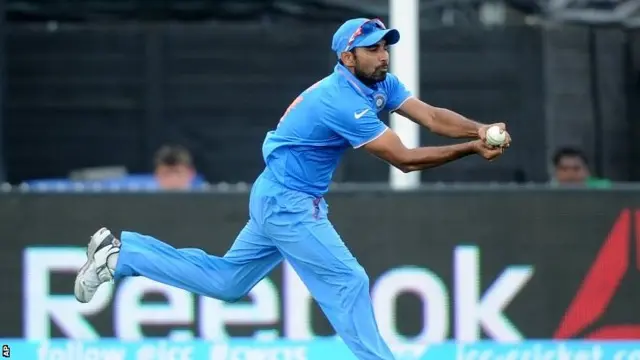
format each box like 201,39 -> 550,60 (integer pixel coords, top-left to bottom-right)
354,65 -> 387,86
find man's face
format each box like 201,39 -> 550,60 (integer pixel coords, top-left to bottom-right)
155,164 -> 195,190
345,40 -> 390,84
555,156 -> 590,184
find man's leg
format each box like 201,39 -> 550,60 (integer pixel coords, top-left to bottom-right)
74,220 -> 282,303
265,203 -> 395,360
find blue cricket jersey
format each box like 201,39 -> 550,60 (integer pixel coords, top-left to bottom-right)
260,64 -> 412,197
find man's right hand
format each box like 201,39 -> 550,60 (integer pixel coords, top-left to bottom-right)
472,140 -> 504,161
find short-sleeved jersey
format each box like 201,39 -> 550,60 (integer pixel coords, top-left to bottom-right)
260,64 -> 412,197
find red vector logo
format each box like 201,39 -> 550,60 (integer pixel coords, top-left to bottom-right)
554,209 -> 640,339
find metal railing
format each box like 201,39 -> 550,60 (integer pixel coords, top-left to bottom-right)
3,181 -> 640,193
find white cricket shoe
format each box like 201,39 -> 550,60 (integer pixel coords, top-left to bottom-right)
74,227 -> 121,303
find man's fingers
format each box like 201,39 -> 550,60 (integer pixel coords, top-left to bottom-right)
502,131 -> 512,148
478,128 -> 486,141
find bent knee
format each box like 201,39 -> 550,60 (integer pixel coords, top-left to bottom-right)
208,280 -> 249,302
220,293 -> 244,303
215,290 -> 246,303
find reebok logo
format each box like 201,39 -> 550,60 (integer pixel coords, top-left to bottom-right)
554,209 -> 640,339
354,109 -> 369,119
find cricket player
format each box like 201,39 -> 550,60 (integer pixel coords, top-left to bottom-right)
74,18 -> 511,360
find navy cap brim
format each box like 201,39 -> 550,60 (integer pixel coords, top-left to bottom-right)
353,28 -> 400,49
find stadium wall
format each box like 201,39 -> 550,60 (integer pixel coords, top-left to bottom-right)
2,189 -> 640,342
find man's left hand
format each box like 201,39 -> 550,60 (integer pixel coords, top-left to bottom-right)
478,123 -> 511,148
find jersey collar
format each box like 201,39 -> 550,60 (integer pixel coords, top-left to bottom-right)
334,63 -> 376,97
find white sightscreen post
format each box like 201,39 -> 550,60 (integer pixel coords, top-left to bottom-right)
389,0 -> 420,190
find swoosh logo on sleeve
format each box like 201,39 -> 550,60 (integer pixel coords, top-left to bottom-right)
354,109 -> 370,119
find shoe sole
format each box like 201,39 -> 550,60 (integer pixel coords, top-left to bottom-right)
74,227 -> 110,303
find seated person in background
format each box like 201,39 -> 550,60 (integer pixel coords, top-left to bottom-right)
551,147 -> 611,188
154,145 -> 197,190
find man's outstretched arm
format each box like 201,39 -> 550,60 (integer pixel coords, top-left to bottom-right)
395,97 -> 483,139
362,127 -> 502,173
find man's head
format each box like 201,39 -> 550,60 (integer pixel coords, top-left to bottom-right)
552,147 -> 590,184
153,145 -> 195,190
332,18 -> 400,85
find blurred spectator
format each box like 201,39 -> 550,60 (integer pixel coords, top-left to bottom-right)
24,144 -> 205,191
551,147 -> 611,188
153,145 -> 197,190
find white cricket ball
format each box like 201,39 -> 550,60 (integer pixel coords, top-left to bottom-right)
485,125 -> 506,146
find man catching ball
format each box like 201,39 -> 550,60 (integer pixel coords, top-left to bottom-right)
74,17 -> 511,360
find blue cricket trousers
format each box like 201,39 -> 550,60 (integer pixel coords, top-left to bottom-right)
113,171 -> 395,360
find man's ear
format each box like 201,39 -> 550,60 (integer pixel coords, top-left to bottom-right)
340,51 -> 356,67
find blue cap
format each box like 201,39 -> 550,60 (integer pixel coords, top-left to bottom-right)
331,18 -> 400,58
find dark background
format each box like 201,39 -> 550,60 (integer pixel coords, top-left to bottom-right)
3,190 -> 640,339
